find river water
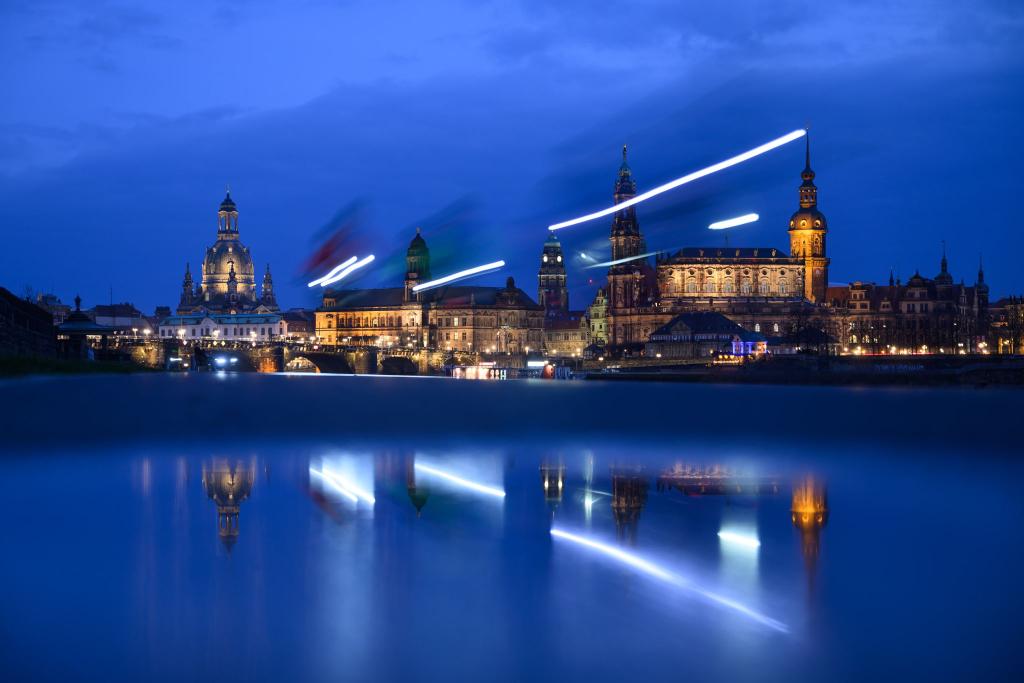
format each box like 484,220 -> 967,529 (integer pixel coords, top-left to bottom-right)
0,375 -> 1020,681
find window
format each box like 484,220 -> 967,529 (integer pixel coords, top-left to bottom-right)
703,281 -> 715,293
741,281 -> 752,294
462,332 -> 467,341
759,281 -> 770,294
686,280 -> 697,293
773,323 -> 780,333
779,281 -> 787,295
754,323 -> 761,332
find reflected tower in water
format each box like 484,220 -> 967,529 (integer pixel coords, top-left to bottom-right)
202,460 -> 255,551
540,462 -> 565,514
791,476 -> 829,579
406,458 -> 429,517
611,469 -> 648,545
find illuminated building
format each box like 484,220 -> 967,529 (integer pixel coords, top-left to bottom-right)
202,460 -> 255,551
538,231 -> 569,317
825,252 -> 990,353
600,143 -> 825,352
157,313 -> 287,341
316,229 -> 544,352
176,191 -> 279,316
644,311 -> 766,360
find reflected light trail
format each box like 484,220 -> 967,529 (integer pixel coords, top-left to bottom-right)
414,463 -> 506,498
412,260 -> 506,293
709,213 -> 759,230
310,468 -> 357,503
584,251 -> 659,269
310,466 -> 376,505
307,256 -> 357,288
549,129 -> 806,231
318,254 -> 375,287
551,528 -> 788,633
718,530 -> 761,549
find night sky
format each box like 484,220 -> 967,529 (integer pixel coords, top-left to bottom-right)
2,1 -> 1022,313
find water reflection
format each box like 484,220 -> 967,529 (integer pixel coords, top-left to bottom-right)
6,444 -> 1019,681
202,459 -> 255,551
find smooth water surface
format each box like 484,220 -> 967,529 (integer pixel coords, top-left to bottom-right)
0,375 -> 1021,681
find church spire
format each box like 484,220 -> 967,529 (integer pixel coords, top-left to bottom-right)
799,133 -> 817,209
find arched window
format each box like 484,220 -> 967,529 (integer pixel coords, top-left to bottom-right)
779,281 -> 787,295
741,281 -> 752,294
686,280 -> 697,293
703,281 -> 715,293
759,281 -> 770,295
723,281 -> 735,293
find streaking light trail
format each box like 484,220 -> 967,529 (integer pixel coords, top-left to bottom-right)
548,129 -> 806,231
718,530 -> 761,549
551,528 -> 788,633
414,463 -> 506,498
307,256 -> 357,288
709,213 -> 760,230
584,251 -> 659,269
308,255 -> 375,288
412,260 -> 505,293
310,466 -> 376,505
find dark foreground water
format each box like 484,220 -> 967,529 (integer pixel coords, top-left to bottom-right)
0,375 -> 1021,681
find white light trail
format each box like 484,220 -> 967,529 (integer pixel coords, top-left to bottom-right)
718,530 -> 761,549
310,468 -> 358,503
709,213 -> 760,230
584,251 -> 659,269
551,528 -> 788,633
307,256 -> 357,288
318,255 -> 375,287
412,260 -> 506,293
549,129 -> 806,231
414,463 -> 506,498
310,467 -> 376,505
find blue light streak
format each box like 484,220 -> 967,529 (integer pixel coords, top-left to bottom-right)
550,528 -> 788,633
709,213 -> 760,230
414,463 -> 506,498
548,129 -> 806,231
412,260 -> 506,293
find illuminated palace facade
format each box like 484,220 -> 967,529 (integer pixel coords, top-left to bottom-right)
594,141 -> 990,353
315,230 -> 544,353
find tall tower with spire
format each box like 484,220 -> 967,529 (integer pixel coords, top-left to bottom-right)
538,231 -> 568,317
260,264 -> 278,310
606,145 -> 655,347
179,263 -> 195,311
788,134 -> 830,302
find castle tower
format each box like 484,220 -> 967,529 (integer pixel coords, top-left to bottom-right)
788,135 -> 830,303
538,231 -> 568,317
404,228 -> 431,302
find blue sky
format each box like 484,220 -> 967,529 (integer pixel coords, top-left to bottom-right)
1,0 -> 1022,311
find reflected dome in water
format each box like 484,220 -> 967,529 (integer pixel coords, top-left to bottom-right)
202,460 -> 255,550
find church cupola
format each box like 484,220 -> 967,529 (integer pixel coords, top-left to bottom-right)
538,231 -> 568,317
218,189 -> 239,235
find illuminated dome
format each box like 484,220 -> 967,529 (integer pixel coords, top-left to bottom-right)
200,192 -> 257,310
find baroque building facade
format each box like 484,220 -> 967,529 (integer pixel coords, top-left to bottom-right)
176,192 -> 278,316
316,230 -> 544,353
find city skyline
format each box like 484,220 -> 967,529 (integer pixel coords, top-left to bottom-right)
1,1 -> 1022,312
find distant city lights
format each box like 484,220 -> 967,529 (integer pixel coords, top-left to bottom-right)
550,528 -> 788,633
548,129 -> 806,231
412,260 -> 506,293
414,463 -> 506,498
709,213 -> 760,230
